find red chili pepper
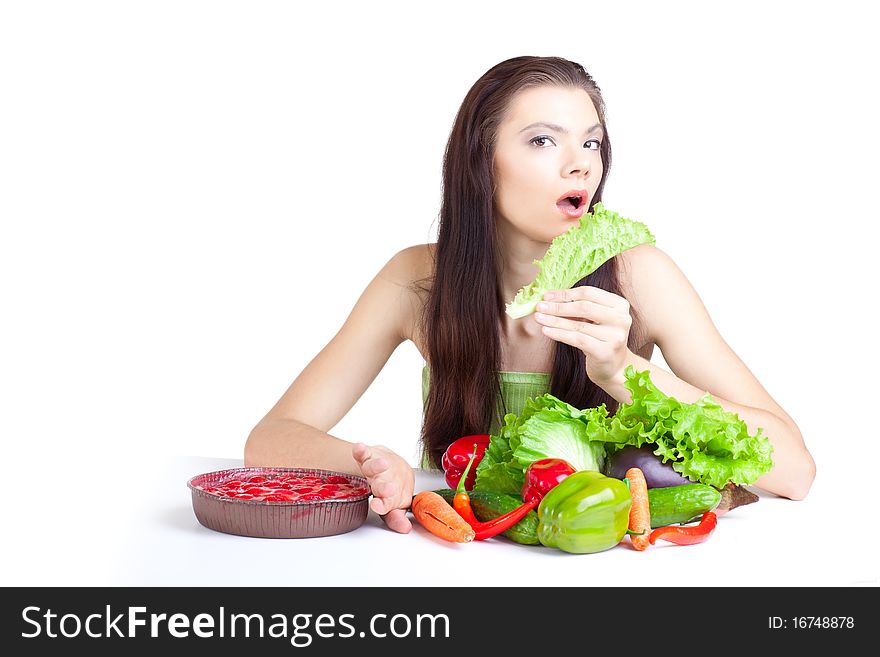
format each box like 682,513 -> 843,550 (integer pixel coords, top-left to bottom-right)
441,434 -> 490,490
521,458 -> 576,504
648,511 -> 718,546
452,450 -> 538,540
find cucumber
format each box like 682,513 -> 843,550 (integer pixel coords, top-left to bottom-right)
647,484 -> 721,528
434,488 -> 539,545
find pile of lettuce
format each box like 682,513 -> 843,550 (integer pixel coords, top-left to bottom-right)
474,367 -> 774,493
505,203 -> 655,319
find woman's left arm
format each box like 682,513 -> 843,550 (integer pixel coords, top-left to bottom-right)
535,244 -> 815,500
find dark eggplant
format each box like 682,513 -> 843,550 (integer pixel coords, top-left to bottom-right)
605,445 -> 693,488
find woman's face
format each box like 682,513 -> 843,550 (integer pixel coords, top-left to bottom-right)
493,85 -> 604,244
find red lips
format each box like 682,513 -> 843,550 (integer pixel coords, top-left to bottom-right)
556,189 -> 589,217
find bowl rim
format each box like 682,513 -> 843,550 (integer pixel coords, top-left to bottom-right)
187,466 -> 371,507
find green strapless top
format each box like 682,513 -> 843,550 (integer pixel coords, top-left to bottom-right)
421,363 -> 551,436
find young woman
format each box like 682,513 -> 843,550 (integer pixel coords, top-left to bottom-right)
244,56 -> 816,534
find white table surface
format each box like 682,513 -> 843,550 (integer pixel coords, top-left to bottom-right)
10,454 -> 877,587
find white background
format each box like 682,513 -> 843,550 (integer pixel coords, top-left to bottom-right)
2,1 -> 878,586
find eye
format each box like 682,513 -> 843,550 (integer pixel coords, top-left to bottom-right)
529,135 -> 556,148
584,139 -> 602,151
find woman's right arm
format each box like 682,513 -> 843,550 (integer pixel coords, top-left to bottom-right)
244,246 -> 424,476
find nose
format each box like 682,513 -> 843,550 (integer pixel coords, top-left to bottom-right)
562,143 -> 593,179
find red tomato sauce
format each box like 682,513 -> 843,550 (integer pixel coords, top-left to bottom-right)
197,473 -> 369,503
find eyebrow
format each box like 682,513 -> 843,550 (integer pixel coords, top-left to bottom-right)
519,121 -> 604,136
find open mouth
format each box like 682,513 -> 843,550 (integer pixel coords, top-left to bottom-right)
556,190 -> 589,217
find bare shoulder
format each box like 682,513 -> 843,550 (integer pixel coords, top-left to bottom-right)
381,243 -> 435,287
382,243 -> 435,348
616,243 -> 694,343
617,242 -> 681,289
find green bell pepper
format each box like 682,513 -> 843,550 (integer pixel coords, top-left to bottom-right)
536,470 -> 631,554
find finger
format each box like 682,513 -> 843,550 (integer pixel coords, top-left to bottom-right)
536,313 -> 584,332
381,508 -> 412,534
535,300 -> 619,325
540,324 -> 606,351
545,286 -> 628,310
536,313 -> 620,341
359,457 -> 390,479
370,495 -> 390,515
371,479 -> 398,500
351,442 -> 371,464
369,480 -> 402,513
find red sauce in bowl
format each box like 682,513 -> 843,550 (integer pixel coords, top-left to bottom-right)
196,473 -> 369,503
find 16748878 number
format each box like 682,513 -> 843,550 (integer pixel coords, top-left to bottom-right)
768,617 -> 855,629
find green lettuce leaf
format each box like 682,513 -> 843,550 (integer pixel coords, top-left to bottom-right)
473,413 -> 524,496
474,395 -> 606,494
474,367 -> 774,493
605,367 -> 774,487
505,203 -> 655,319
513,412 -> 606,472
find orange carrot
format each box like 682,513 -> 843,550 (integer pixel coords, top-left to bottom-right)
625,467 -> 651,551
411,491 -> 475,543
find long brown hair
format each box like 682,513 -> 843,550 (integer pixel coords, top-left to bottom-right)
417,56 -> 642,469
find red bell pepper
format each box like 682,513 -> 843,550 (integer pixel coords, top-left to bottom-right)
441,434 -> 490,490
649,511 -> 718,546
521,458 -> 576,504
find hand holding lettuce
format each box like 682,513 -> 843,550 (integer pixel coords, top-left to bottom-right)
505,203 -> 655,319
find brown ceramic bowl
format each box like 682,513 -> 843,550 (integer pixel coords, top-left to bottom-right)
187,467 -> 370,538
